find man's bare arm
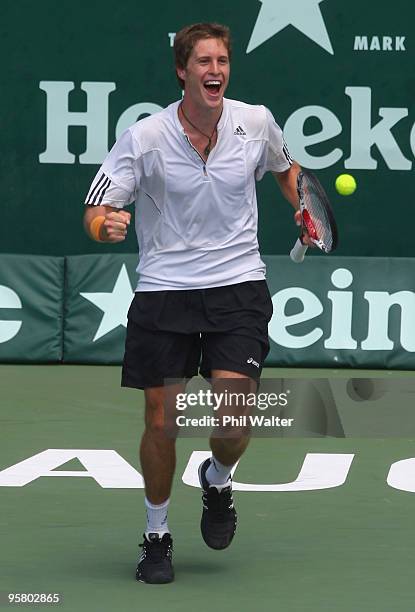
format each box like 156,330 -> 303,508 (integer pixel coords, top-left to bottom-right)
271,161 -> 301,211
272,161 -> 313,245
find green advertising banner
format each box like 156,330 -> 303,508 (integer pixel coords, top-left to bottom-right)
0,255 -> 64,363
63,254 -> 138,364
2,0 -> 414,258
1,254 -> 414,369
265,256 -> 415,369
64,254 -> 414,369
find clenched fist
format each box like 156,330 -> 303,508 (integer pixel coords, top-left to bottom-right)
101,210 -> 131,243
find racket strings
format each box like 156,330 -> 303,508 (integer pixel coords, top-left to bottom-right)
303,182 -> 334,251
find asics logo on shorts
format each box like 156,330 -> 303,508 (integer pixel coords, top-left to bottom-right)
246,357 -> 259,368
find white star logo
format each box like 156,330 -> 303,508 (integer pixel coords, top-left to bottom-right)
80,264 -> 134,342
247,0 -> 333,55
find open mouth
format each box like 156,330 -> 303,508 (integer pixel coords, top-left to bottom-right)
203,80 -> 222,96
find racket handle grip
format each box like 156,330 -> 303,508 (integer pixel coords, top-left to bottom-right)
290,238 -> 308,263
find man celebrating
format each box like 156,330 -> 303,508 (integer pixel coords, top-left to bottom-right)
84,22 -> 303,584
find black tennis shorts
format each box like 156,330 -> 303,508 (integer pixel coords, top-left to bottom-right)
121,280 -> 273,389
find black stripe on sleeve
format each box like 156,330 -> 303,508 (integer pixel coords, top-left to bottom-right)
85,173 -> 102,204
282,140 -> 293,165
97,177 -> 111,205
86,172 -> 106,205
86,173 -> 111,205
91,176 -> 111,205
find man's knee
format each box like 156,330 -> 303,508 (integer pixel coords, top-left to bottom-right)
145,409 -> 166,434
144,387 -> 179,436
143,388 -> 165,433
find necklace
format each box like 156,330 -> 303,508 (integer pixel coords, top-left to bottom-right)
179,102 -> 222,157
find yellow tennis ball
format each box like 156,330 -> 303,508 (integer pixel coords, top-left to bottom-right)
335,174 -> 356,196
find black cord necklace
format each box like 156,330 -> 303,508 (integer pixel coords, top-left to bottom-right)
179,102 -> 222,157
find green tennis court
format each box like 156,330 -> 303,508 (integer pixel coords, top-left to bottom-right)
1,365 -> 415,611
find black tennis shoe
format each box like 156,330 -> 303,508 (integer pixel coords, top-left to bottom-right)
136,532 -> 174,584
198,458 -> 237,550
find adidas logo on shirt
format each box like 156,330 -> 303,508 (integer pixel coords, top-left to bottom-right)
234,125 -> 247,136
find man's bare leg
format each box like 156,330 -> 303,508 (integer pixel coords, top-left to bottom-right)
199,370 -> 256,550
209,369 -> 255,468
140,384 -> 183,504
136,383 -> 183,584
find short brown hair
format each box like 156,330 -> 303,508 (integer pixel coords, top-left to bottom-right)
174,23 -> 232,89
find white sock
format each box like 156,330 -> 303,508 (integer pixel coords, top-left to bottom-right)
145,497 -> 170,537
205,457 -> 234,486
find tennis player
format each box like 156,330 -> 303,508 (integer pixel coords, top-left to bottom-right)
83,22 -> 306,584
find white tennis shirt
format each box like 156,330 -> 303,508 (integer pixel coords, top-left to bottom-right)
85,98 -> 292,291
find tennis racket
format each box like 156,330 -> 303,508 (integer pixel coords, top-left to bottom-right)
290,170 -> 338,263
